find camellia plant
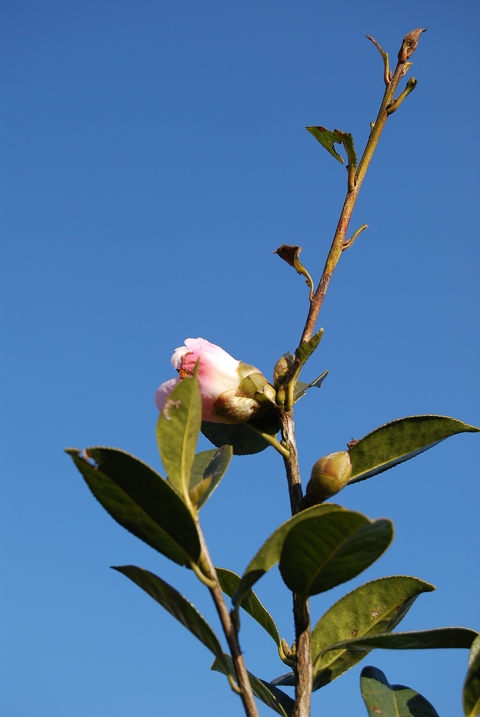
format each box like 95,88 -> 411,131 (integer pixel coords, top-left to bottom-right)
67,30 -> 480,717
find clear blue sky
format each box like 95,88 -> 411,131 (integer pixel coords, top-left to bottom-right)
1,2 -> 479,716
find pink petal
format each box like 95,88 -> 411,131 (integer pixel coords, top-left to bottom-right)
155,377 -> 181,412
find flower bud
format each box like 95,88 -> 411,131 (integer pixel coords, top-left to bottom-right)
155,338 -> 277,425
273,353 -> 294,388
305,451 -> 352,505
278,637 -> 295,666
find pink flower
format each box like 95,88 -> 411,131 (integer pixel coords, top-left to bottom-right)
155,338 -> 276,424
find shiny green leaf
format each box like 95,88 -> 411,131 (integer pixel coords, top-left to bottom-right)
279,510 -> 393,598
66,447 -> 200,566
233,504 -> 345,610
323,627 -> 479,654
349,415 -> 480,484
189,445 -> 232,508
361,666 -> 440,717
463,635 -> 480,717
310,576 -> 435,690
156,375 -> 202,498
211,654 -> 294,717
216,568 -> 280,646
113,565 -> 229,672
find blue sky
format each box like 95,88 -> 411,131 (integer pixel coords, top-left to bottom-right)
1,1 -> 479,715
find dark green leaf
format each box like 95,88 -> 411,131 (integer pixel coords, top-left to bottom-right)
66,448 -> 200,566
189,446 -> 232,508
202,409 -> 280,456
279,510 -> 393,598
463,634 -> 480,717
361,666 -> 440,717
323,627 -> 479,654
270,672 -> 295,688
295,330 -> 324,365
216,568 -> 280,646
310,576 -> 435,690
113,565 -> 229,672
348,415 -> 480,485
233,504 -> 345,609
201,422 -> 268,455
212,654 -> 294,717
156,375 -> 202,498
294,370 -> 329,402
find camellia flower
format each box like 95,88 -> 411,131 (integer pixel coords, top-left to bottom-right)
155,338 -> 276,424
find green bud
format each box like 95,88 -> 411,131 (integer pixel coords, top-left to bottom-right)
278,637 -> 295,666
305,451 -> 352,504
273,353 -> 294,388
238,365 -> 277,406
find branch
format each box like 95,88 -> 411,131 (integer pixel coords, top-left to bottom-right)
278,30 -> 426,717
300,28 -> 426,345
196,525 -> 260,717
279,410 -> 312,717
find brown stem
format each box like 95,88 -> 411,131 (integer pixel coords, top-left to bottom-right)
293,597 -> 312,717
197,527 -> 260,717
280,410 -> 312,717
300,29 -> 425,344
280,410 -> 302,514
280,31 -> 425,717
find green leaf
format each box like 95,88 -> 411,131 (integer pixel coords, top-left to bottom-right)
201,421 -> 268,455
295,330 -> 324,365
339,131 -> 357,169
322,627 -> 479,654
308,576 -> 435,690
361,666 -> 440,717
202,409 -> 281,456
216,568 -> 280,646
233,504 -> 345,609
463,635 -> 480,717
279,510 -> 393,598
113,565 -> 229,672
348,415 -> 480,485
306,126 -> 357,169
294,370 -> 329,402
66,447 -> 200,567
212,654 -> 294,717
306,126 -> 344,163
188,446 -> 232,508
156,375 -> 202,499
